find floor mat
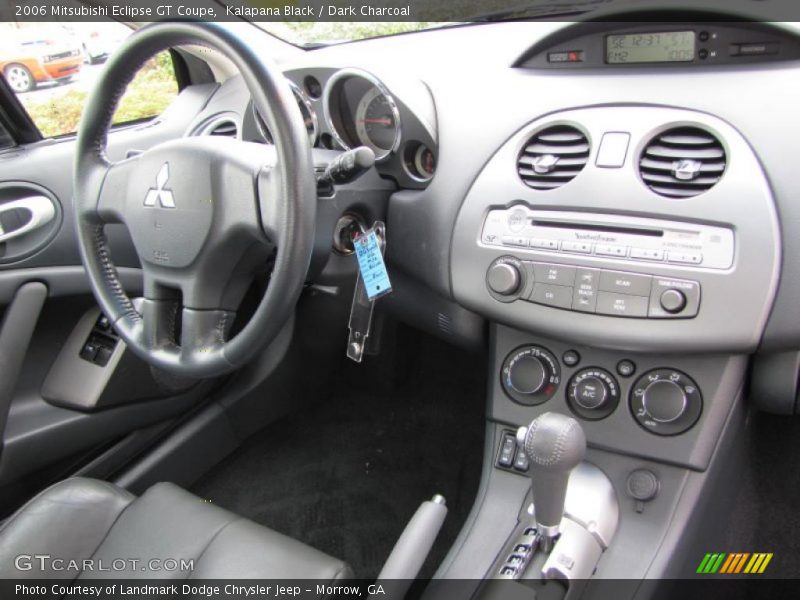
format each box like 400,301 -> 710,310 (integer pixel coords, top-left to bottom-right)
192,324 -> 487,580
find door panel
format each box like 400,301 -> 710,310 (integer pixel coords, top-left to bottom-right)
0,83 -> 220,511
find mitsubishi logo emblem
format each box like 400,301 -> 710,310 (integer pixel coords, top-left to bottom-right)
143,163 -> 176,208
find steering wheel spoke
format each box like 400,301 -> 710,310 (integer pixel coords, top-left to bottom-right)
179,307 -> 236,364
97,155 -> 140,224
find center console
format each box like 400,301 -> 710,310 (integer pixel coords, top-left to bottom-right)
432,104 -> 778,596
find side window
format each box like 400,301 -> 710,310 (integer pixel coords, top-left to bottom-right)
0,22 -> 179,138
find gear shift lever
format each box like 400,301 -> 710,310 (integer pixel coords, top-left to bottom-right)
517,412 -> 586,551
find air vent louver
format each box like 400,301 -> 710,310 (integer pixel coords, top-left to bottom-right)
206,119 -> 238,138
193,115 -> 240,139
517,125 -> 590,190
639,127 -> 726,198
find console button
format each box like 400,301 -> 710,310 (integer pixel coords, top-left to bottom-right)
530,283 -> 573,309
667,251 -> 703,265
616,360 -> 636,378
502,236 -> 528,247
659,289 -> 687,314
596,292 -> 649,317
561,240 -> 593,254
572,268 -> 600,313
531,238 -> 559,250
630,248 -> 664,261
513,448 -> 530,472
498,434 -> 516,467
595,132 -> 631,168
599,270 -> 652,296
562,350 -> 581,367
595,244 -> 628,258
532,263 -> 576,286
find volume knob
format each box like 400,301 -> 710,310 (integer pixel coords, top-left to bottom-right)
487,262 -> 521,296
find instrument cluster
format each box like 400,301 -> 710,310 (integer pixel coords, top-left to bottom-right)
242,67 -> 438,189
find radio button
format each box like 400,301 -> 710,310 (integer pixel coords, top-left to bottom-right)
649,277 -> 700,318
530,238 -> 560,251
562,240 -> 593,254
595,244 -> 628,258
530,283 -> 574,309
502,236 -> 529,248
533,263 -> 576,286
599,271 -> 652,297
573,268 -> 600,313
596,292 -> 649,317
630,248 -> 664,261
667,251 -> 703,265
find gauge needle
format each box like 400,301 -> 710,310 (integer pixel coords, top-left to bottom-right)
360,118 -> 393,126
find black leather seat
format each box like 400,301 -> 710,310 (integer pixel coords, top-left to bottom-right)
0,478 -> 353,580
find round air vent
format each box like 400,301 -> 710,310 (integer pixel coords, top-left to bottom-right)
517,125 -> 590,190
639,127 -> 726,198
192,114 -> 240,139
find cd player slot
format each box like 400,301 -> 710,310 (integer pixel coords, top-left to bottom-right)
530,220 -> 664,238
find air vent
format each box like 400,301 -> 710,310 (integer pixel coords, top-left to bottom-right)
517,125 -> 590,190
639,127 -> 726,198
193,115 -> 240,139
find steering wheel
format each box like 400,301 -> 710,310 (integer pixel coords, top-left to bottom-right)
74,22 -> 316,378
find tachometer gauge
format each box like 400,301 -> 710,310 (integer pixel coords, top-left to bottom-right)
323,69 -> 402,162
355,87 -> 399,158
253,80 -> 317,146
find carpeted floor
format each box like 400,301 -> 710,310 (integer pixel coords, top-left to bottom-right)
726,410 -> 800,578
192,324 -> 487,580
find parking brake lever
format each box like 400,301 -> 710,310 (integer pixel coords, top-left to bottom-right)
318,146 -> 375,186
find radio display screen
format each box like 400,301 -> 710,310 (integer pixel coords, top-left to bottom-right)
606,31 -> 696,64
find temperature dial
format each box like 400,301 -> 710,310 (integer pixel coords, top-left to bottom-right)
501,346 -> 560,406
567,368 -> 620,420
630,369 -> 702,435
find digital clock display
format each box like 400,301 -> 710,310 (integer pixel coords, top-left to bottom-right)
606,31 -> 696,64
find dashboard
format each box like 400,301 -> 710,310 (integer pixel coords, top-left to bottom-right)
183,15 -> 800,434
167,14 -> 800,585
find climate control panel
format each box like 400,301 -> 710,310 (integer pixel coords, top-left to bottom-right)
499,346 -> 703,437
487,256 -> 700,319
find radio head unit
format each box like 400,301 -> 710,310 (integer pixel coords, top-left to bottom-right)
480,207 -> 735,270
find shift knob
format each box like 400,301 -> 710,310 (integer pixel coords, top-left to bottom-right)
518,412 -> 586,546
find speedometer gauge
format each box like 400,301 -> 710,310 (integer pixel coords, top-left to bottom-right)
355,87 -> 399,157
323,69 -> 402,161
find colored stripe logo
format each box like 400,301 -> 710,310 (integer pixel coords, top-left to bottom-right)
697,553 -> 773,574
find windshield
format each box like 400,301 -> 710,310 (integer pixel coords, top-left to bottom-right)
255,22 -> 437,46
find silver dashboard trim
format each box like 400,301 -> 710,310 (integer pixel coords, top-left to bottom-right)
321,67 -> 402,162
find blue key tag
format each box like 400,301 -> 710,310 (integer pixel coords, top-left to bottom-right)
354,227 -> 392,300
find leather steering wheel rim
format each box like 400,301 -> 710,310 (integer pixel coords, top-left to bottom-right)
74,22 -> 316,378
